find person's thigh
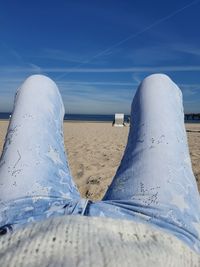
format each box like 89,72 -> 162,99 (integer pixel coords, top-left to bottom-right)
95,74 -> 200,252
0,75 -> 80,229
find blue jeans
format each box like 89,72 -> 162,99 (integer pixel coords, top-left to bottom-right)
0,74 -> 200,253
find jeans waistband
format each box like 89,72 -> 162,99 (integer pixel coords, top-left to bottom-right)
0,197 -> 90,234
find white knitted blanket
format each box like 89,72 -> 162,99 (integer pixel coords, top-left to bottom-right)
0,215 -> 199,267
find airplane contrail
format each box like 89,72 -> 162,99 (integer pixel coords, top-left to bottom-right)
56,0 -> 200,80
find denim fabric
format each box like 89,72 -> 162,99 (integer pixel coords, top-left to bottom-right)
0,74 -> 200,253
0,75 -> 81,229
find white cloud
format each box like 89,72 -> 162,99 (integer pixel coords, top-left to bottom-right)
60,83 -> 135,114
3,65 -> 200,73
0,67 -> 199,114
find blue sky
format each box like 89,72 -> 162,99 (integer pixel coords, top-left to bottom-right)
0,0 -> 200,114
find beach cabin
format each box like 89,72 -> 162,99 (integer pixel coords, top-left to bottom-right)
113,113 -> 124,127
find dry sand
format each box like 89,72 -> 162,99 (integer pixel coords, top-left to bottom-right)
0,120 -> 199,200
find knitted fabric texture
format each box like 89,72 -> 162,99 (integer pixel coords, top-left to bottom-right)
0,215 -> 199,267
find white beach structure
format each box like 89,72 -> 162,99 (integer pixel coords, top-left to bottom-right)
114,113 -> 124,127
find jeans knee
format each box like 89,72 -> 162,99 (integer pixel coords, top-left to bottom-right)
17,74 -> 59,99
134,73 -> 182,104
12,74 -> 64,117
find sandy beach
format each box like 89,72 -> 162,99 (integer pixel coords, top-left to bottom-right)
0,120 -> 199,200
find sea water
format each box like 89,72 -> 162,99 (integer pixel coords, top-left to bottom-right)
0,113 -> 199,123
